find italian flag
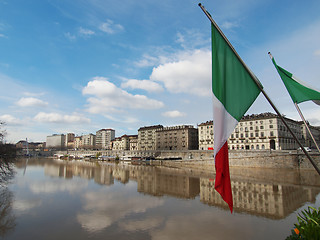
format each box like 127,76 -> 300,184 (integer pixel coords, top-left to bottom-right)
212,23 -> 261,213
270,54 -> 320,105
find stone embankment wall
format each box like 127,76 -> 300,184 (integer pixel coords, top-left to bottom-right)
53,149 -> 320,171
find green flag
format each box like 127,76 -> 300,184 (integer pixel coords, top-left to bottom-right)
270,54 -> 320,105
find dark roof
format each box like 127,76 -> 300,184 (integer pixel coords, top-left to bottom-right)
138,125 -> 163,131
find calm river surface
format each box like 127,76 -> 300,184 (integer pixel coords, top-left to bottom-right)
1,158 -> 320,240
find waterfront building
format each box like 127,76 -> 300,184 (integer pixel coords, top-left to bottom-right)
198,121 -> 213,150
65,133 -> 75,149
46,134 -> 66,149
300,123 -> 320,149
111,136 -> 122,151
82,133 -> 96,150
129,135 -> 138,151
198,112 -> 319,150
138,125 -> 163,151
96,129 -> 115,150
111,135 -> 130,151
156,125 -> 199,150
74,136 -> 82,149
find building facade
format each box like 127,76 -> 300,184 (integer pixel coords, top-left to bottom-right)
46,134 -> 66,149
156,125 -> 199,150
82,134 -> 96,150
198,113 -> 319,151
129,135 -> 138,151
300,123 -> 320,149
74,136 -> 82,149
111,135 -> 131,151
198,121 -> 213,150
96,129 -> 115,150
65,133 -> 75,149
138,125 -> 163,151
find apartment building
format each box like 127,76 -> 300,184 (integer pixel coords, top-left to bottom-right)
74,136 -> 82,149
82,133 -> 96,150
46,134 -> 66,149
129,135 -> 138,151
111,135 -> 131,151
96,129 -> 115,150
198,112 -> 319,150
300,123 -> 320,149
138,125 -> 163,150
198,121 -> 213,150
65,133 -> 75,149
156,125 -> 198,150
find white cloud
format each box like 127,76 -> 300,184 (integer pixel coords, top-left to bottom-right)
134,54 -> 160,67
221,21 -> 239,30
175,29 -> 210,49
150,49 -> 211,96
34,112 -> 91,124
65,32 -> 76,41
314,49 -> 320,56
79,27 -> 95,36
121,79 -> 163,92
0,114 -> 23,125
23,92 -> 46,97
162,110 -> 186,118
99,19 -> 124,34
16,97 -> 48,107
82,77 -> 164,114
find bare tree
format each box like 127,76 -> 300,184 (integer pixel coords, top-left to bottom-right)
0,121 -> 6,144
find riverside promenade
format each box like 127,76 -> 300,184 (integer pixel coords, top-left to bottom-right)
54,149 -> 320,171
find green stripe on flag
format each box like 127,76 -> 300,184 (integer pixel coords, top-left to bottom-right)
211,24 -> 261,121
271,57 -> 320,104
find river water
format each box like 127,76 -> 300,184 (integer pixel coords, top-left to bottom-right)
1,158 -> 320,240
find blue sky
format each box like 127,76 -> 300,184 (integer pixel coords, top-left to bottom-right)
1,0 -> 320,143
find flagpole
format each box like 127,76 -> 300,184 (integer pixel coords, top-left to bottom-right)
199,3 -> 320,175
294,102 -> 320,153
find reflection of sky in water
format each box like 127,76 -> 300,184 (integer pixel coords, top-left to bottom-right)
4,159 -> 320,240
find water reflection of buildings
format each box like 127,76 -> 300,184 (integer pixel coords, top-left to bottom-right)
43,161 -> 320,219
136,167 -> 200,198
200,178 -> 319,219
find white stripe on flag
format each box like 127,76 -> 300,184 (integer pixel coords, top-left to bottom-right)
213,93 -> 238,157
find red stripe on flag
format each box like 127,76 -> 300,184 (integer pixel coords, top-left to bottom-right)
214,142 -> 233,213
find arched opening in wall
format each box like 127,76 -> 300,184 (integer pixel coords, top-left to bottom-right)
256,145 -> 259,150
270,140 -> 276,150
262,145 -> 265,149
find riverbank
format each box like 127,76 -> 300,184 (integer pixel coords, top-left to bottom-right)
47,149 -> 320,171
